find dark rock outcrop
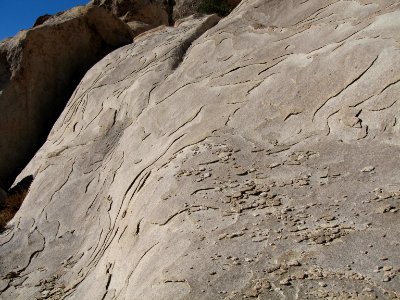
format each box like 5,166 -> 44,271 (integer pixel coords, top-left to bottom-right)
174,0 -> 241,20
90,0 -> 241,27
7,175 -> 33,197
33,14 -> 53,27
0,6 -> 132,188
90,0 -> 170,25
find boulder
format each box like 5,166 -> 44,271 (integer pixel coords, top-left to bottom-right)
1,0 -> 400,299
0,6 -> 132,188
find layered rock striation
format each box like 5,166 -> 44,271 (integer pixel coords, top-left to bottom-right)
1,0 -> 400,299
0,6 -> 132,189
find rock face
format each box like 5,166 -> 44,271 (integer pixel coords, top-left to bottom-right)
90,0 -> 241,29
90,0 -> 170,26
1,0 -> 400,299
0,6 -> 132,188
173,0 -> 241,20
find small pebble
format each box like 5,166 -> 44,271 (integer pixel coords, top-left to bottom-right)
361,166 -> 375,172
318,282 -> 327,287
279,278 -> 291,285
383,265 -> 392,271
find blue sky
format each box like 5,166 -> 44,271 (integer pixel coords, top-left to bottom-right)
0,0 -> 90,40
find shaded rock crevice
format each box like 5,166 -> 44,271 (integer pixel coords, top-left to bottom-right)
169,14 -> 221,71
167,0 -> 176,26
0,175 -> 33,232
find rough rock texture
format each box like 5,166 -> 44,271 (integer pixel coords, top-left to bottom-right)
125,20 -> 153,36
90,0 -> 241,28
90,0 -> 170,26
33,14 -> 59,27
173,0 -> 241,20
1,0 -> 400,299
173,0 -> 198,20
0,6 -> 132,188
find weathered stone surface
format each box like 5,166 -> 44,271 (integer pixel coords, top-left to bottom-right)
125,20 -> 153,35
90,0 -> 241,27
90,0 -> 170,25
173,0 -> 241,20
1,0 -> 400,299
0,6 -> 132,188
33,14 -> 59,27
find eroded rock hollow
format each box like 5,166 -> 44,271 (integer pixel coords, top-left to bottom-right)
1,0 -> 400,299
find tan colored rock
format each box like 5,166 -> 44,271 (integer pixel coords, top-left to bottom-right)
126,20 -> 153,35
1,0 -> 400,299
0,6 -> 132,188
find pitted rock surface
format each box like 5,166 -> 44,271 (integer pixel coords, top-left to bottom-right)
1,0 -> 400,299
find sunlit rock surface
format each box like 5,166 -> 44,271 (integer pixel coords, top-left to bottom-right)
0,5 -> 132,189
1,0 -> 400,299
